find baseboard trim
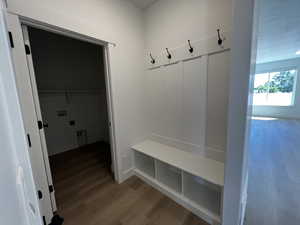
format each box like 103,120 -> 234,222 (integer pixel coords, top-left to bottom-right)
119,168 -> 134,183
49,140 -> 109,157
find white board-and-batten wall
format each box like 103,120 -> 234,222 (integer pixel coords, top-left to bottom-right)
145,37 -> 231,163
143,0 -> 232,163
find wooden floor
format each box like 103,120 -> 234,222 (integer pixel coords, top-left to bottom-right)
246,119 -> 300,225
49,142 -> 208,225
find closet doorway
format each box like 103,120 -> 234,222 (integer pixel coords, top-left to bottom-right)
17,23 -> 117,223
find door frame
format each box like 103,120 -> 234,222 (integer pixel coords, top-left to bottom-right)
5,12 -> 54,224
6,12 -> 120,222
19,17 -> 119,181
0,7 -> 43,225
21,25 -> 57,212
222,0 -> 258,224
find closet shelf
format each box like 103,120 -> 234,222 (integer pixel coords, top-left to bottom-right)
132,140 -> 224,187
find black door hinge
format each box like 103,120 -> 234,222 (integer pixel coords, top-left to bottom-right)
49,215 -> 64,225
27,134 -> 32,147
38,190 -> 43,199
8,31 -> 14,48
38,120 -> 43,130
25,44 -> 31,55
49,185 -> 54,193
38,120 -> 49,129
42,216 -> 47,225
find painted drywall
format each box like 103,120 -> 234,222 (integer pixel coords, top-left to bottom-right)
0,6 -> 42,225
252,58 -> 300,119
7,0 -> 147,180
144,0 -> 232,54
144,0 -> 232,156
0,16 -> 29,225
222,0 -> 256,223
28,27 -> 109,155
28,27 -> 106,91
0,106 -> 27,225
39,93 -> 109,155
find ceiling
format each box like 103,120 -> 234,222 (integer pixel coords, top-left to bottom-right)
256,0 -> 300,63
128,0 -> 157,9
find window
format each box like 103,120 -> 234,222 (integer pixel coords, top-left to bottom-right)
253,69 -> 297,106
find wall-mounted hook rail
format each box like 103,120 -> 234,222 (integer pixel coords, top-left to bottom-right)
217,29 -> 223,46
150,53 -> 155,64
166,48 -> 172,59
188,40 -> 194,53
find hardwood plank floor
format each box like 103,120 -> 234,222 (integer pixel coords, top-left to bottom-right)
245,119 -> 300,225
49,142 -> 208,225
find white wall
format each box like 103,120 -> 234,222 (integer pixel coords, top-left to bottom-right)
223,0 -> 256,223
0,21 -> 29,225
0,5 -> 42,225
28,27 -> 109,155
144,0 -> 232,159
0,104 -> 27,225
39,93 -> 109,155
28,27 -> 106,91
144,0 -> 232,54
7,0 -> 147,181
253,58 -> 300,119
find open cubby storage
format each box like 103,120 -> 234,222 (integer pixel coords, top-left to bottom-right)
134,151 -> 155,178
132,140 -> 224,225
156,160 -> 182,193
183,172 -> 222,216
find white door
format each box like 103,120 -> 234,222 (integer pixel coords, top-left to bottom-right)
5,12 -> 54,224
0,7 -> 42,225
22,25 -> 57,212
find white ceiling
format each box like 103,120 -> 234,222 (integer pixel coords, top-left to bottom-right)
256,0 -> 300,63
128,0 -> 157,9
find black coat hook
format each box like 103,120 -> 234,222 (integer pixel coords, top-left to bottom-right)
150,53 -> 155,64
166,48 -> 172,59
188,40 -> 194,53
217,29 -> 223,46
